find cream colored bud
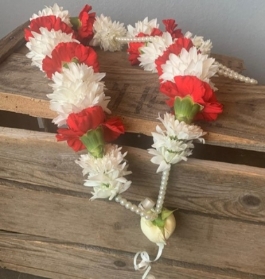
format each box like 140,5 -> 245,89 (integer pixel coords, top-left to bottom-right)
140,210 -> 176,244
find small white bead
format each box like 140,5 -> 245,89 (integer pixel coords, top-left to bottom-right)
136,208 -> 141,214
131,205 -> 137,212
115,195 -> 121,202
245,77 -> 250,83
156,201 -> 163,207
140,211 -> 145,217
125,202 -> 132,209
145,214 -> 151,220
159,190 -> 165,196
120,198 -> 127,206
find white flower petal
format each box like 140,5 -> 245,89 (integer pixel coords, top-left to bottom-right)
26,28 -> 76,70
30,4 -> 71,26
160,46 -> 218,84
90,14 -> 127,51
47,63 -> 110,126
76,144 -> 132,200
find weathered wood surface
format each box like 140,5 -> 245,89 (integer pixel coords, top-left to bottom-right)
1,180 -> 265,278
1,23 -> 265,279
0,21 -> 28,64
1,127 -> 265,224
0,232 -> 257,279
0,44 -> 264,152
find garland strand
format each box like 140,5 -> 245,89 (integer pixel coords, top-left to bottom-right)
24,4 -> 258,278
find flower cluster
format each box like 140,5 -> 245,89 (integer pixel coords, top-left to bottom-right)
25,4 -> 224,201
126,18 -> 223,172
25,5 -> 226,276
25,4 -> 131,200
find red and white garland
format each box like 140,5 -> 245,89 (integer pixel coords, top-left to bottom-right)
24,3 -> 257,278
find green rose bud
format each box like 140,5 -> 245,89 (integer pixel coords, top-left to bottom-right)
80,127 -> 105,158
174,95 -> 203,124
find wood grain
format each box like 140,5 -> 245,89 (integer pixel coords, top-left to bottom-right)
0,21 -> 28,64
0,232 -> 258,279
1,182 -> 265,276
0,51 -> 264,152
0,127 -> 265,223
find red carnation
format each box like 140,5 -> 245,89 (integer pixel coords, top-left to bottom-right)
155,37 -> 193,76
127,28 -> 163,66
127,41 -> 145,65
71,5 -> 96,44
163,19 -> 183,39
160,76 -> 223,121
42,42 -> 99,78
24,15 -> 73,41
56,106 -> 124,152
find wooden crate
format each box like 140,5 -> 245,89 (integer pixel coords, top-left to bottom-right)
0,22 -> 265,279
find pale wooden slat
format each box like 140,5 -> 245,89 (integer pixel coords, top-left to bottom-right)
0,127 -> 265,223
0,53 -> 264,152
1,183 -> 265,276
0,21 -> 28,64
0,232 -> 253,279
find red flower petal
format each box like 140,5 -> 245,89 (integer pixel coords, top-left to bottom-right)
76,5 -> 96,44
56,129 -> 86,151
155,37 -> 193,76
42,42 -> 99,78
67,106 -> 105,135
56,106 -> 105,152
162,19 -> 183,39
24,15 -> 73,41
127,41 -> 145,65
103,117 -> 125,142
160,76 -> 223,121
127,30 -> 162,66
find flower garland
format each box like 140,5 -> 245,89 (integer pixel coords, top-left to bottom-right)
24,4 -> 258,278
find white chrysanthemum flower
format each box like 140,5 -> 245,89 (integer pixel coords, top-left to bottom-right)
192,36 -> 212,55
148,113 -> 205,172
90,14 -> 127,51
76,144 -> 132,200
155,113 -> 206,142
30,3 -> 71,26
47,63 -> 110,126
139,32 -> 173,72
160,46 -> 218,83
26,28 -> 76,70
127,17 -> 159,37
185,31 -> 212,55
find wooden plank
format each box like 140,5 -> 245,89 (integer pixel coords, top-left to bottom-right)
0,52 -> 264,152
0,21 -> 28,64
0,232 -> 257,279
1,182 -> 265,276
211,53 -> 245,73
0,127 -> 265,223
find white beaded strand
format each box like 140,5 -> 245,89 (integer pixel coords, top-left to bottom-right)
115,195 -> 157,220
115,36 -> 258,85
155,166 -> 171,214
215,61 -> 258,84
115,36 -> 155,43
